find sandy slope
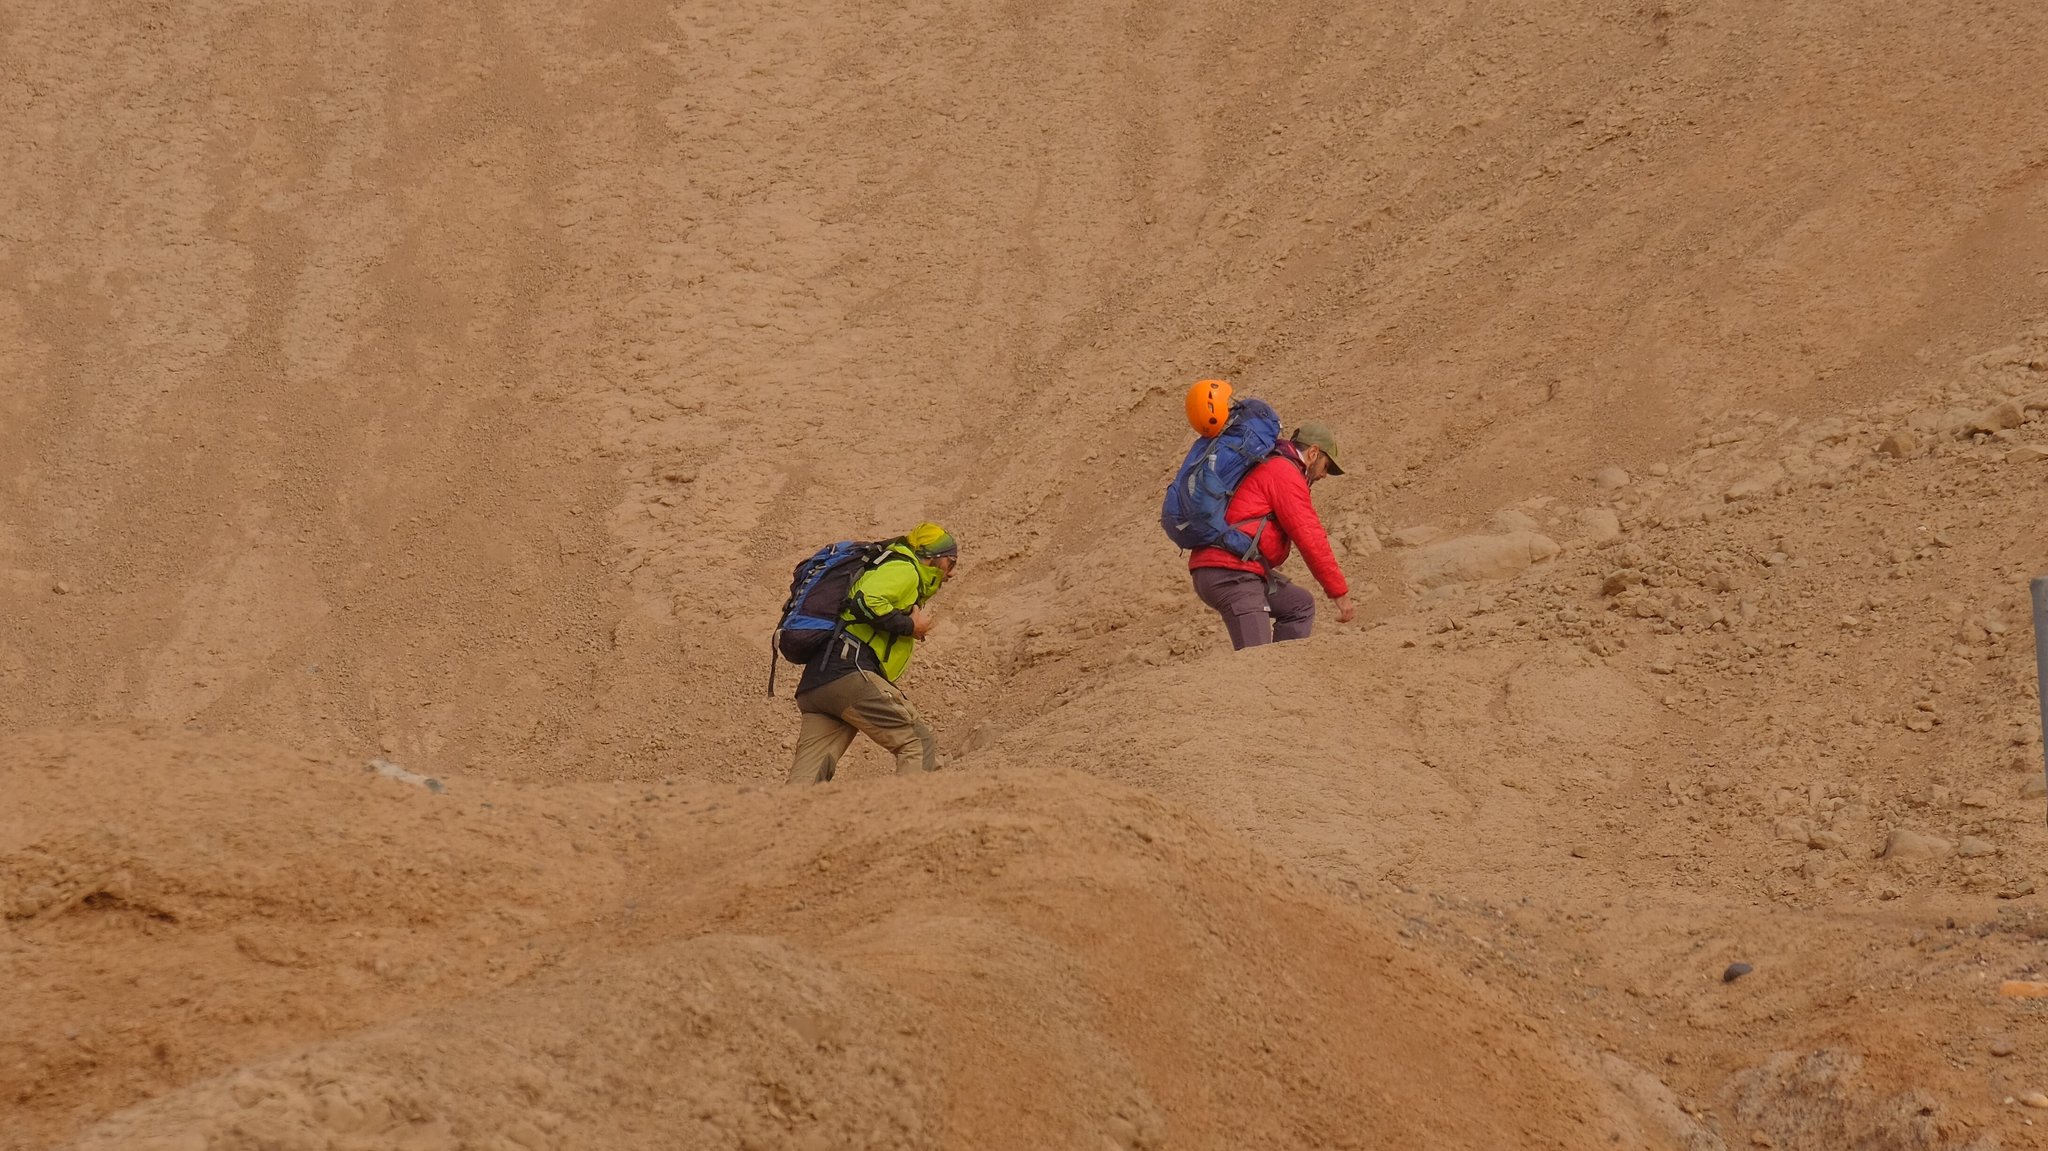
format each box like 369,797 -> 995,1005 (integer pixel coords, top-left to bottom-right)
5,0 -> 2048,1147
977,334 -> 2048,1146
5,732 -> 1639,1150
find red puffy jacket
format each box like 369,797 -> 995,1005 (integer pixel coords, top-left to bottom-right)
1188,443 -> 1349,598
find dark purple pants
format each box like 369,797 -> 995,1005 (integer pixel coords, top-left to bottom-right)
1192,567 -> 1316,650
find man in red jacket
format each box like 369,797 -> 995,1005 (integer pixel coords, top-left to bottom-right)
1189,422 -> 1356,649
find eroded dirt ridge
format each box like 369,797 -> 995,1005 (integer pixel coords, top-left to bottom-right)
5,1 -> 2048,1149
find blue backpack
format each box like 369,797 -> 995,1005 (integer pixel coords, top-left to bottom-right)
1160,397 -> 1282,561
768,539 -> 896,695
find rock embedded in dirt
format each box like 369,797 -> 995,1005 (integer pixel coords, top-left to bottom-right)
1956,836 -> 1996,859
1327,512 -> 1382,556
2022,1091 -> 2048,1110
960,723 -> 1003,753
1593,466 -> 1631,491
2007,444 -> 2048,463
1876,430 -> 1921,458
1340,525 -> 1383,556
1915,783 -> 1951,807
1989,1037 -> 2015,1057
1967,400 -> 2026,435
1602,568 -> 1645,596
1880,829 -> 1953,861
1388,525 -> 1442,548
1577,508 -> 1622,542
1799,856 -> 1833,887
369,758 -> 443,793
1723,464 -> 1786,502
1402,532 -> 1560,590
1489,509 -> 1543,534
2022,777 -> 2047,800
1722,962 -> 1753,983
1773,817 -> 1812,843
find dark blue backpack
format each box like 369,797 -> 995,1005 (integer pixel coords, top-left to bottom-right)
768,540 -> 892,695
1160,397 -> 1282,560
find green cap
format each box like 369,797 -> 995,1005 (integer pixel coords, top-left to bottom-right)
1291,423 -> 1345,475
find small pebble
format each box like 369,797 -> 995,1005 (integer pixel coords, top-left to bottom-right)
1593,465 -> 1631,490
1877,430 -> 1920,458
1723,962 -> 1753,983
1989,1036 -> 2015,1057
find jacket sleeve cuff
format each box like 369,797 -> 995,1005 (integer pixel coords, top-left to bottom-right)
871,610 -> 917,636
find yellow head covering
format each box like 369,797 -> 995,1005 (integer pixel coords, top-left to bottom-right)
905,522 -> 958,559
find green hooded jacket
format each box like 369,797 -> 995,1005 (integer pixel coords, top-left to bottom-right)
839,541 -> 947,681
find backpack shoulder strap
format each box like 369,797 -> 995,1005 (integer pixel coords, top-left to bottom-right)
840,545 -> 913,623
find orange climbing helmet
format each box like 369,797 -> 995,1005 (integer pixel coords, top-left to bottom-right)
1185,378 -> 1233,438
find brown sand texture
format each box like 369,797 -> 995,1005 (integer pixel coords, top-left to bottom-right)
5,1 -> 2048,1148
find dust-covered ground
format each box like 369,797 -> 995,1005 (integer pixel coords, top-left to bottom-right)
4,0 -> 2048,1148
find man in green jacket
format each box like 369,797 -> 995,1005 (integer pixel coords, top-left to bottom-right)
788,522 -> 959,784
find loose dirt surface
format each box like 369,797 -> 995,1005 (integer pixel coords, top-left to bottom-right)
5,1 -> 2048,1148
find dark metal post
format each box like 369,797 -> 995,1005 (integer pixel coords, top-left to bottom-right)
2035,576 -> 2048,824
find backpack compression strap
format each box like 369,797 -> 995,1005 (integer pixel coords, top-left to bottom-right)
769,548 -> 915,699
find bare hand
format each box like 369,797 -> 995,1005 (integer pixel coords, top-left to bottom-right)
1334,595 -> 1357,624
912,606 -> 937,639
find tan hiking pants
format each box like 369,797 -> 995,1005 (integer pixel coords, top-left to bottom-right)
788,670 -> 936,784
